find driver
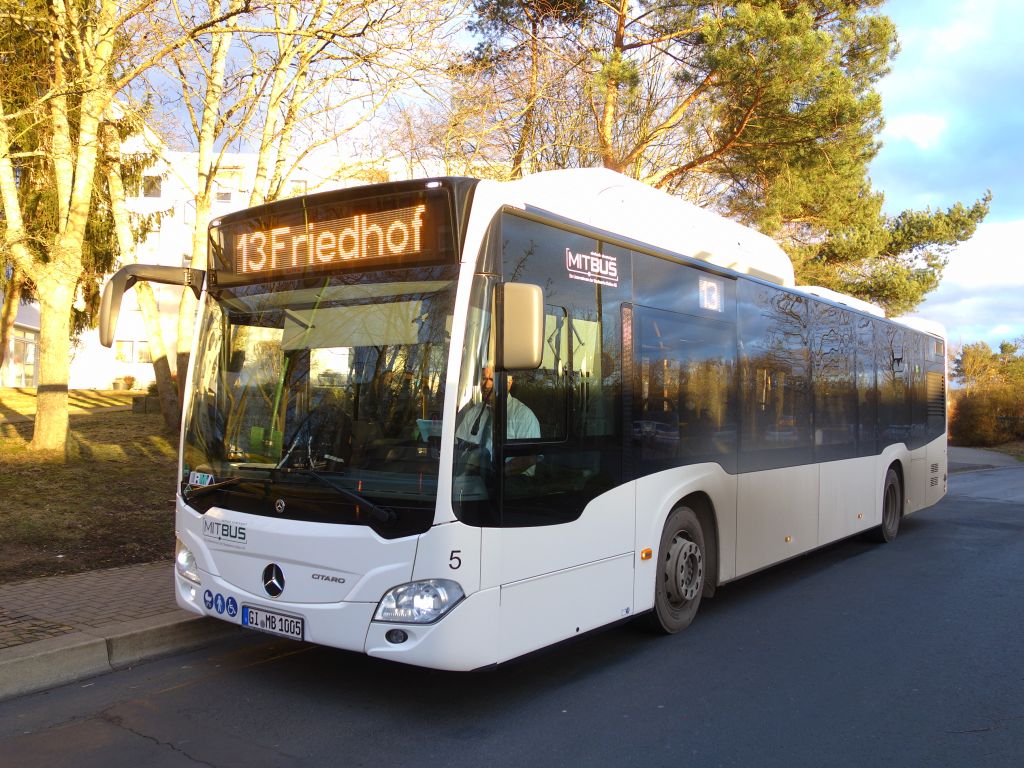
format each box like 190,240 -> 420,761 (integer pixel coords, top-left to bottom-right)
455,366 -> 539,475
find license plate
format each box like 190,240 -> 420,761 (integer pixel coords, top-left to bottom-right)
241,605 -> 304,640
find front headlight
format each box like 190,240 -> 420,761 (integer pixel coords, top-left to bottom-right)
374,579 -> 465,624
175,539 -> 201,584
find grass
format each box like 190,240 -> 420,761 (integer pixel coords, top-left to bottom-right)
991,441 -> 1024,461
0,387 -> 136,421
0,409 -> 178,583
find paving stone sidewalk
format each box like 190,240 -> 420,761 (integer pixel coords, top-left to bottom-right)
0,563 -> 177,649
0,562 -> 236,701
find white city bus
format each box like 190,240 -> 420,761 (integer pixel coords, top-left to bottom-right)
100,168 -> 947,670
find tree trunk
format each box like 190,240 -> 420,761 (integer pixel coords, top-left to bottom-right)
0,274 -> 23,374
136,282 -> 181,431
103,126 -> 181,432
511,20 -> 540,180
30,272 -> 74,453
176,285 -> 198,407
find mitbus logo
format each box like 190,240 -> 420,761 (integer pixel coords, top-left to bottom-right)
203,519 -> 247,547
565,248 -> 618,287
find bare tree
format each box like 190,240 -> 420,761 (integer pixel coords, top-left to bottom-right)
0,0 -> 246,452
102,119 -> 181,430
159,0 -> 460,384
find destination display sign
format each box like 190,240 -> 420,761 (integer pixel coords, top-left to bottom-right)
237,204 -> 427,276
213,187 -> 455,281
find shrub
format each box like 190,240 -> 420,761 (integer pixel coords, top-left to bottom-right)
950,387 -> 1024,446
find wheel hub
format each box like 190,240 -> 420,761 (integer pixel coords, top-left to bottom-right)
666,534 -> 703,603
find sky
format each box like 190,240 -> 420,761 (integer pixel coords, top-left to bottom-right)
870,0 -> 1024,351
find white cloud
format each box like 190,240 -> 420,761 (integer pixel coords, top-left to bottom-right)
923,0 -> 997,54
881,114 -> 949,151
939,220 -> 1024,288
909,220 -> 1024,346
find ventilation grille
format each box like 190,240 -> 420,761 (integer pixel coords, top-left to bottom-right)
930,476 -> 940,487
931,462 -> 940,474
927,372 -> 946,421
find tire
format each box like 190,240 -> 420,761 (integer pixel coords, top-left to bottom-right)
874,468 -> 902,543
649,506 -> 706,634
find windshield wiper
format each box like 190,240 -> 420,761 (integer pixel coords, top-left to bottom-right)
288,469 -> 397,525
183,477 -> 241,502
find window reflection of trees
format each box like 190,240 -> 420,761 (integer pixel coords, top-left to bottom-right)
636,309 -> 737,468
739,282 -> 811,464
811,304 -> 856,460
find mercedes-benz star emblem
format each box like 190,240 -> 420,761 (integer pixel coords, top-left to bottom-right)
262,563 -> 285,598
274,498 -> 286,514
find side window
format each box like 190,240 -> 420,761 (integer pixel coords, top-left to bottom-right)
738,281 -> 812,471
877,321 -> 910,447
633,251 -> 735,319
855,316 -> 878,456
810,301 -> 856,462
508,306 -> 568,442
497,214 -> 629,527
633,306 -> 737,474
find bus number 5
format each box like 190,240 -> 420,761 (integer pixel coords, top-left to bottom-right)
449,550 -> 462,570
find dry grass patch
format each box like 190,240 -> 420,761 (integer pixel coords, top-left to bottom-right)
0,411 -> 178,582
991,441 -> 1024,461
0,388 -> 135,420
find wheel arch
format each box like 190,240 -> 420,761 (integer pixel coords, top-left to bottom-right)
888,459 -> 906,516
676,490 -> 719,598
634,466 -> 734,615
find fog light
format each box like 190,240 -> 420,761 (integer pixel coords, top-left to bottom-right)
385,629 -> 409,644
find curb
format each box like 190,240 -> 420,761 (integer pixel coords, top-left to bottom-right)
0,611 -> 239,701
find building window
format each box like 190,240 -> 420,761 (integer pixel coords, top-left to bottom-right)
143,176 -> 162,198
114,340 -> 152,364
215,190 -> 232,202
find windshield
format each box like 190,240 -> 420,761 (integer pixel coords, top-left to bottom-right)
182,268 -> 456,538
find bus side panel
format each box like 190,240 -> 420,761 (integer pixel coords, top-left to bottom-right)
410,520 -> 482,596
479,482 -> 635,590
909,448 -> 929,515
736,464 -> 819,578
497,553 -> 634,664
633,464 -> 737,614
818,456 -> 879,543
925,434 -> 948,508
480,483 -> 635,663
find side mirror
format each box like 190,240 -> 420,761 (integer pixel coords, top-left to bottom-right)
501,282 -> 543,370
99,265 -> 205,347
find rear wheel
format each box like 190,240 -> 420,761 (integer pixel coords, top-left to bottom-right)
874,468 -> 902,543
649,506 -> 705,634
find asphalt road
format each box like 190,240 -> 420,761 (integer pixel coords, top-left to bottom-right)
3,467 -> 1022,768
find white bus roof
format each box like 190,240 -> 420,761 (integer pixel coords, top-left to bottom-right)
501,168 -> 796,287
797,285 -> 886,317
892,315 -> 948,340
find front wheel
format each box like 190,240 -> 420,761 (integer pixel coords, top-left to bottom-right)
873,468 -> 902,543
649,506 -> 706,634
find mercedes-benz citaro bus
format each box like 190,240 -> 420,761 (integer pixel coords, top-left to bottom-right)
99,168 -> 948,670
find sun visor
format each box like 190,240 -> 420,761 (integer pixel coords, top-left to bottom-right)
281,300 -> 424,350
